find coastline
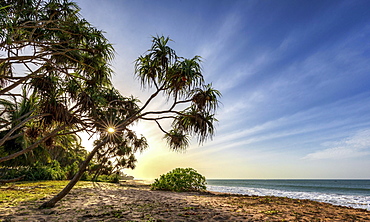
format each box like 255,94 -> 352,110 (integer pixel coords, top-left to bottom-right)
1,180 -> 369,221
207,179 -> 370,211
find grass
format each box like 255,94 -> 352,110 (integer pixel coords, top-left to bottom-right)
0,180 -> 96,208
260,210 -> 281,215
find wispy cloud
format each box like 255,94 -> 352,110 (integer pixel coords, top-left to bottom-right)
303,129 -> 370,160
197,91 -> 370,157
76,0 -> 370,179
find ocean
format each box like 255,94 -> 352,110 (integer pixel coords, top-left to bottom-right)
206,179 -> 370,210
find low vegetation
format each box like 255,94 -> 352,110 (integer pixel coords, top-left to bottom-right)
151,168 -> 207,192
1,161 -> 127,183
0,180 -> 82,208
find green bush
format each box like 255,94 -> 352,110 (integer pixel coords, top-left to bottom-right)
0,160 -> 66,181
80,172 -> 121,183
94,173 -> 120,183
0,161 -> 122,183
151,168 -> 206,192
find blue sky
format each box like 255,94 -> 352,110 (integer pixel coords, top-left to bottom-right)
76,0 -> 370,179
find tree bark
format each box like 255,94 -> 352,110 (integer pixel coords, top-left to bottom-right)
39,138 -> 108,208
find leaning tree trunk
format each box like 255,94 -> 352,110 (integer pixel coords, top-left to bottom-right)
39,138 -> 107,208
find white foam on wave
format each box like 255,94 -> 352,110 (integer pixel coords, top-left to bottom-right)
207,185 -> 370,210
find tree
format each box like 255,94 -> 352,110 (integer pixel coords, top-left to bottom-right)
0,0 -> 220,208
0,0 -> 115,162
40,35 -> 221,208
0,0 -> 130,189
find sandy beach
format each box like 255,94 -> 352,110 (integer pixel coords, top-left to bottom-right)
1,180 -> 369,221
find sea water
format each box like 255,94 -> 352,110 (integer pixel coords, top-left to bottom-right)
206,179 -> 370,210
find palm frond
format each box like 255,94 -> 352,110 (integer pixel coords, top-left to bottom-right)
191,83 -> 222,112
164,130 -> 189,152
173,106 -> 217,144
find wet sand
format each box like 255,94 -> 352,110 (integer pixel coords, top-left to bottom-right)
1,180 -> 369,221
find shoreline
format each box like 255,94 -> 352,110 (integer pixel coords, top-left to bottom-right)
1,180 -> 369,221
206,185 -> 370,211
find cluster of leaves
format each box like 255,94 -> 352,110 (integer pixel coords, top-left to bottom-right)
151,168 -> 207,192
0,0 -> 144,173
0,0 -> 115,163
135,36 -> 221,151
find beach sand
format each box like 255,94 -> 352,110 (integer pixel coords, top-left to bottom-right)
1,180 -> 369,221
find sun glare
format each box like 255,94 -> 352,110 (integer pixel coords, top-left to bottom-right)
107,127 -> 115,134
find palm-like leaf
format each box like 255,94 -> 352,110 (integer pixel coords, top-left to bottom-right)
166,56 -> 204,96
173,106 -> 217,144
135,36 -> 175,88
191,83 -> 222,112
149,35 -> 175,71
164,130 -> 189,151
135,54 -> 160,88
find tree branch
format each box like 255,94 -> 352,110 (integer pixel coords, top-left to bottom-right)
0,111 -> 43,147
139,116 -> 175,121
0,124 -> 67,163
139,110 -> 183,118
154,120 -> 169,135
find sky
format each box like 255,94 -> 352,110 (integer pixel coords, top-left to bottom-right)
76,0 -> 370,179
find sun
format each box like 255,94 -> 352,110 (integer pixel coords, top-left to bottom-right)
107,127 -> 115,134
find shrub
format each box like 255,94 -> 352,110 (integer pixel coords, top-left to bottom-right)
151,168 -> 206,192
0,160 -> 66,181
94,173 -> 121,183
